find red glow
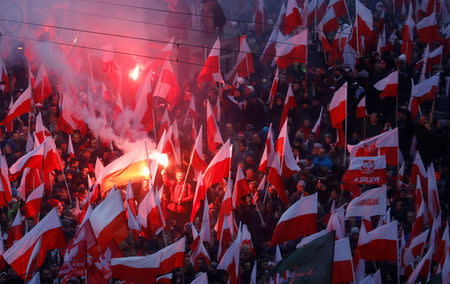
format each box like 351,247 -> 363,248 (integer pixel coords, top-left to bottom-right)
129,64 -> 140,81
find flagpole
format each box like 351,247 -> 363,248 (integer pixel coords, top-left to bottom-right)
344,86 -> 348,164
178,151 -> 193,206
355,1 -> 360,56
250,192 -> 265,226
86,50 -> 96,93
263,182 -> 269,205
429,99 -> 435,124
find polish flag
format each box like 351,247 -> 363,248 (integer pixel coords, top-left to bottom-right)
24,237 -> 41,281
411,151 -> 428,192
429,213 -> 441,256
206,99 -> 223,153
33,64 -> 52,105
416,13 -> 440,44
258,123 -> 275,173
214,175 -> 237,241
356,96 -> 368,118
24,184 -> 44,219
89,189 -> 128,250
376,25 -> 386,54
138,187 -> 165,239
8,137 -> 47,180
125,181 -> 140,238
57,91 -> 87,135
342,156 -> 387,190
203,139 -> 231,190
58,240 -> 87,282
355,0 -> 374,39
416,45 -> 443,74
3,208 -> 66,279
267,155 -> 288,203
190,172 -> 206,222
329,82 -> 347,128
374,71 -> 398,98
190,226 -> 211,270
357,221 -> 398,262
345,185 -> 386,219
428,163 -> 440,220
0,154 -> 12,206
34,113 -> 51,144
184,96 -> 197,125
190,126 -> 207,173
280,84 -> 298,128
332,238 -> 355,284
5,210 -> 24,248
253,0 -> 265,36
269,193 -> 317,247
409,197 -> 425,243
42,137 -> 63,190
327,204 -> 346,240
241,224 -> 255,254
267,68 -> 279,105
158,237 -> 185,275
217,214 -> 233,260
275,121 -> 301,178
406,245 -> 433,284
260,28 -> 279,64
329,0 -> 347,17
4,98 -> 14,134
408,73 -> 440,119
133,72 -> 154,132
199,196 -> 211,246
156,273 -> 173,284
232,166 -> 250,209
0,58 -> 9,93
275,29 -> 308,69
353,223 -> 367,282
0,85 -> 31,126
347,128 -> 399,166
319,7 -> 339,33
312,106 -> 323,135
401,4 -> 415,63
285,0 -> 302,34
226,35 -> 254,80
153,60 -> 180,106
197,38 -> 224,86
143,37 -> 174,74
406,229 -> 429,261
111,252 -> 160,283
217,227 -> 242,284
415,178 -> 424,215
67,135 -> 75,158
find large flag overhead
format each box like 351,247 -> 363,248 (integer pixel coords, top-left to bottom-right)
408,73 -> 440,119
0,86 -> 32,126
416,13 -> 440,44
275,29 -> 308,69
271,231 -> 335,282
133,72 -> 154,132
206,99 -> 223,153
345,185 -> 387,219
329,82 -> 347,128
342,156 -> 387,192
285,0 -> 303,34
33,64 -> 52,105
357,221 -> 398,262
374,71 -> 398,97
153,60 -> 180,106
203,139 -> 231,190
226,35 -> 254,80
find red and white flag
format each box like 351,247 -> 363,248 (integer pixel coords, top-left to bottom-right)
67,135 -> 75,158
270,193 -> 317,247
226,35 -> 254,80
405,229 -> 429,261
203,139 -> 231,190
374,71 -> 398,98
327,204 -> 346,240
347,128 -> 399,166
190,171 -> 206,222
406,245 -> 433,284
345,185 -> 387,219
280,84 -> 298,128
355,0 -> 374,51
158,237 -> 185,275
33,64 -> 52,105
428,163 -> 440,220
0,58 -> 9,93
319,7 -> 339,33
111,251 -> 160,283
357,221 -> 398,262
0,153 -> 12,206
312,106 -> 323,135
260,28 -> 280,64
214,175 -> 237,240
197,38 -> 224,86
58,240 -> 87,282
356,96 -> 368,118
217,214 -> 233,260
0,86 -> 32,126
199,195 -> 211,245
3,208 -> 66,279
285,0 -> 303,34
206,99 -> 223,153
5,210 -> 24,248
342,156 -> 387,190
153,60 -> 180,106
253,0 -> 265,36
411,151 -> 428,192
34,113 -> 51,144
133,72 -> 154,133
275,121 -> 300,178
241,224 -> 255,254
190,226 -> 211,270
232,166 -> 250,209
89,189 -> 128,250
276,29 -> 308,69
24,184 -> 44,219
217,227 -> 242,284
329,0 -> 347,17
409,197 -> 425,243
401,4 -> 415,63
189,126 -> 207,173
125,181 -> 140,237
408,73 -> 440,119
332,238 -> 355,284
329,82 -> 347,128
138,187 -> 165,239
416,45 -> 443,75
8,137 -> 48,180
258,124 -> 275,173
267,155 -> 288,203
416,13 -> 440,44
268,69 -> 279,105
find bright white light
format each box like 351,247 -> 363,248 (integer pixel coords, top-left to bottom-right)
129,64 -> 140,81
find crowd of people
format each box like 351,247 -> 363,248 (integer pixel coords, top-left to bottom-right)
0,0 -> 449,283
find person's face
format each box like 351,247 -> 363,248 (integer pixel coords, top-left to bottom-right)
175,172 -> 184,183
279,75 -> 287,85
239,143 -> 246,152
407,212 -> 415,224
370,114 -> 377,124
318,148 -> 326,157
81,167 -> 89,177
293,83 -> 300,92
72,133 -> 81,143
297,182 -> 304,192
12,133 -> 19,141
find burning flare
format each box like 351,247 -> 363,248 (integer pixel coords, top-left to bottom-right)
129,64 -> 140,81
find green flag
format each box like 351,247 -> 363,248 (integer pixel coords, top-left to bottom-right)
270,231 -> 335,284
